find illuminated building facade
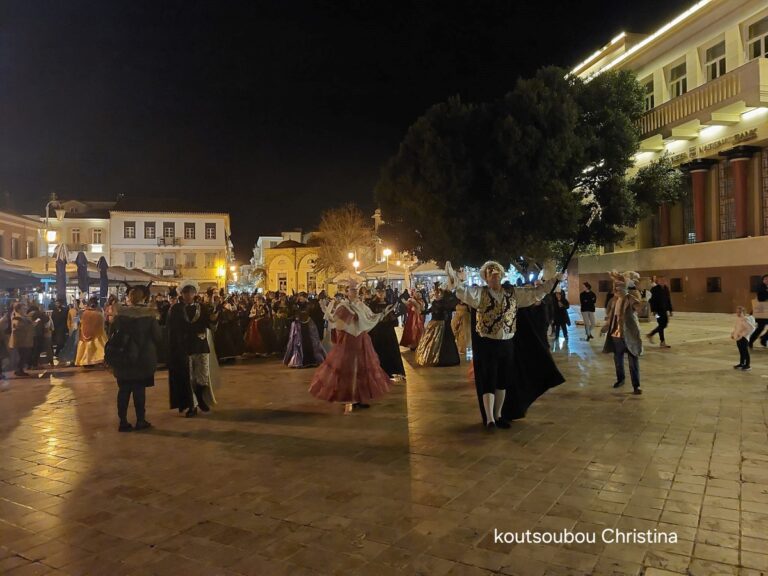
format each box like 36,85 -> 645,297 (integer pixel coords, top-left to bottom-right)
573,0 -> 768,311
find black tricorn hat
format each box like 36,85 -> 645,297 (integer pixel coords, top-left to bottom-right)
375,281 -> 386,291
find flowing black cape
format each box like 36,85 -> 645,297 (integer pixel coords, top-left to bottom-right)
471,305 -> 565,424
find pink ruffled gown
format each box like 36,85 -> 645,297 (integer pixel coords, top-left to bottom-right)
309,301 -> 392,404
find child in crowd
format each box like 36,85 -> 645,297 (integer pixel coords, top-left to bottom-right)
731,306 -> 756,371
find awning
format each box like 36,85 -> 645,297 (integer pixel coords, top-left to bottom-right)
360,262 -> 407,281
411,261 -> 446,276
332,270 -> 366,284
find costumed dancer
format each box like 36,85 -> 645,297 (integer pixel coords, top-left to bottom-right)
284,293 -> 326,368
75,297 -> 107,367
415,287 -> 460,367
446,261 -> 564,429
245,294 -> 277,355
58,300 -> 81,365
399,291 -> 425,350
309,283 -> 394,414
213,296 -> 243,363
167,282 -> 218,417
601,271 -> 643,394
366,282 -> 406,378
451,300 -> 472,357
272,295 -> 292,355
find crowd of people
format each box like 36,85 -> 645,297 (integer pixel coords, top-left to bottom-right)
1,270 -> 765,431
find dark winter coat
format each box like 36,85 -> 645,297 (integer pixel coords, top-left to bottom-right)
579,290 -> 596,312
109,304 -> 161,383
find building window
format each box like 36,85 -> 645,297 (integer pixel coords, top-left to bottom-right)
706,277 -> 722,293
163,254 -> 175,269
124,221 -> 136,239
71,228 -> 81,245
205,223 -> 216,240
307,272 -> 317,293
25,241 -> 34,259
278,273 -> 287,291
163,222 -> 175,238
669,62 -> 687,98
705,41 -> 726,81
11,237 -> 20,259
125,252 -> 135,268
185,253 -> 197,268
184,223 -> 196,239
144,222 -> 156,239
598,280 -> 611,293
205,253 -> 216,268
91,228 -> 103,244
718,161 -> 736,240
144,253 -> 156,269
670,278 -> 683,293
747,16 -> 768,61
643,79 -> 654,112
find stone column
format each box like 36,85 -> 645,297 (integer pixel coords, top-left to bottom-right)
691,169 -> 708,242
719,146 -> 758,238
731,157 -> 750,238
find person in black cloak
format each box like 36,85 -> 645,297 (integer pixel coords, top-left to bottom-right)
213,296 -> 243,363
167,282 -> 218,417
51,298 -> 69,359
308,294 -> 325,341
446,261 -> 565,430
366,282 -> 406,379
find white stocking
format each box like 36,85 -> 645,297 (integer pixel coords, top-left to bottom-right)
494,389 -> 506,420
482,393 -> 495,424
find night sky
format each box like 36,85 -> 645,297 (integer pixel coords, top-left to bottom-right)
1,0 -> 692,261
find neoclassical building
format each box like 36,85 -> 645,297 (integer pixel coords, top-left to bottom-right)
264,239 -> 330,293
572,0 -> 768,312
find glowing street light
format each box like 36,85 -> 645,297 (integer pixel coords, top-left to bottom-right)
348,251 -> 355,260
46,230 -> 57,243
353,260 -> 360,270
382,248 -> 392,283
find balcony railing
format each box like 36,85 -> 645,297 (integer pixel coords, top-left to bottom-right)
638,57 -> 768,138
157,237 -> 182,246
66,243 -> 88,252
161,265 -> 182,278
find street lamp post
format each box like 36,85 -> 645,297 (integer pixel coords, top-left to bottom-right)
44,200 -> 67,273
382,248 -> 392,285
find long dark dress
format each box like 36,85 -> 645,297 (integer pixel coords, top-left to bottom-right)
283,303 -> 326,368
214,305 -> 243,360
167,302 -> 214,411
366,298 -> 405,377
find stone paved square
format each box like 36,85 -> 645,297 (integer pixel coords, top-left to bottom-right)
1,313 -> 767,575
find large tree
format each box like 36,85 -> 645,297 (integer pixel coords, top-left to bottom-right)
313,204 -> 377,274
375,66 -> 683,267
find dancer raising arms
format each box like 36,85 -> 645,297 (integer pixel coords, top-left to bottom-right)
309,283 -> 395,414
446,261 -> 563,430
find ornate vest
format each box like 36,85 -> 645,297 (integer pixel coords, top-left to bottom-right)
476,287 -> 517,339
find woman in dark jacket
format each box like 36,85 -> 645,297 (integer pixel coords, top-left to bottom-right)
552,291 -> 570,340
110,287 -> 161,432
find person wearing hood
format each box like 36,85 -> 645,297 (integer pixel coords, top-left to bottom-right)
110,286 -> 161,432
